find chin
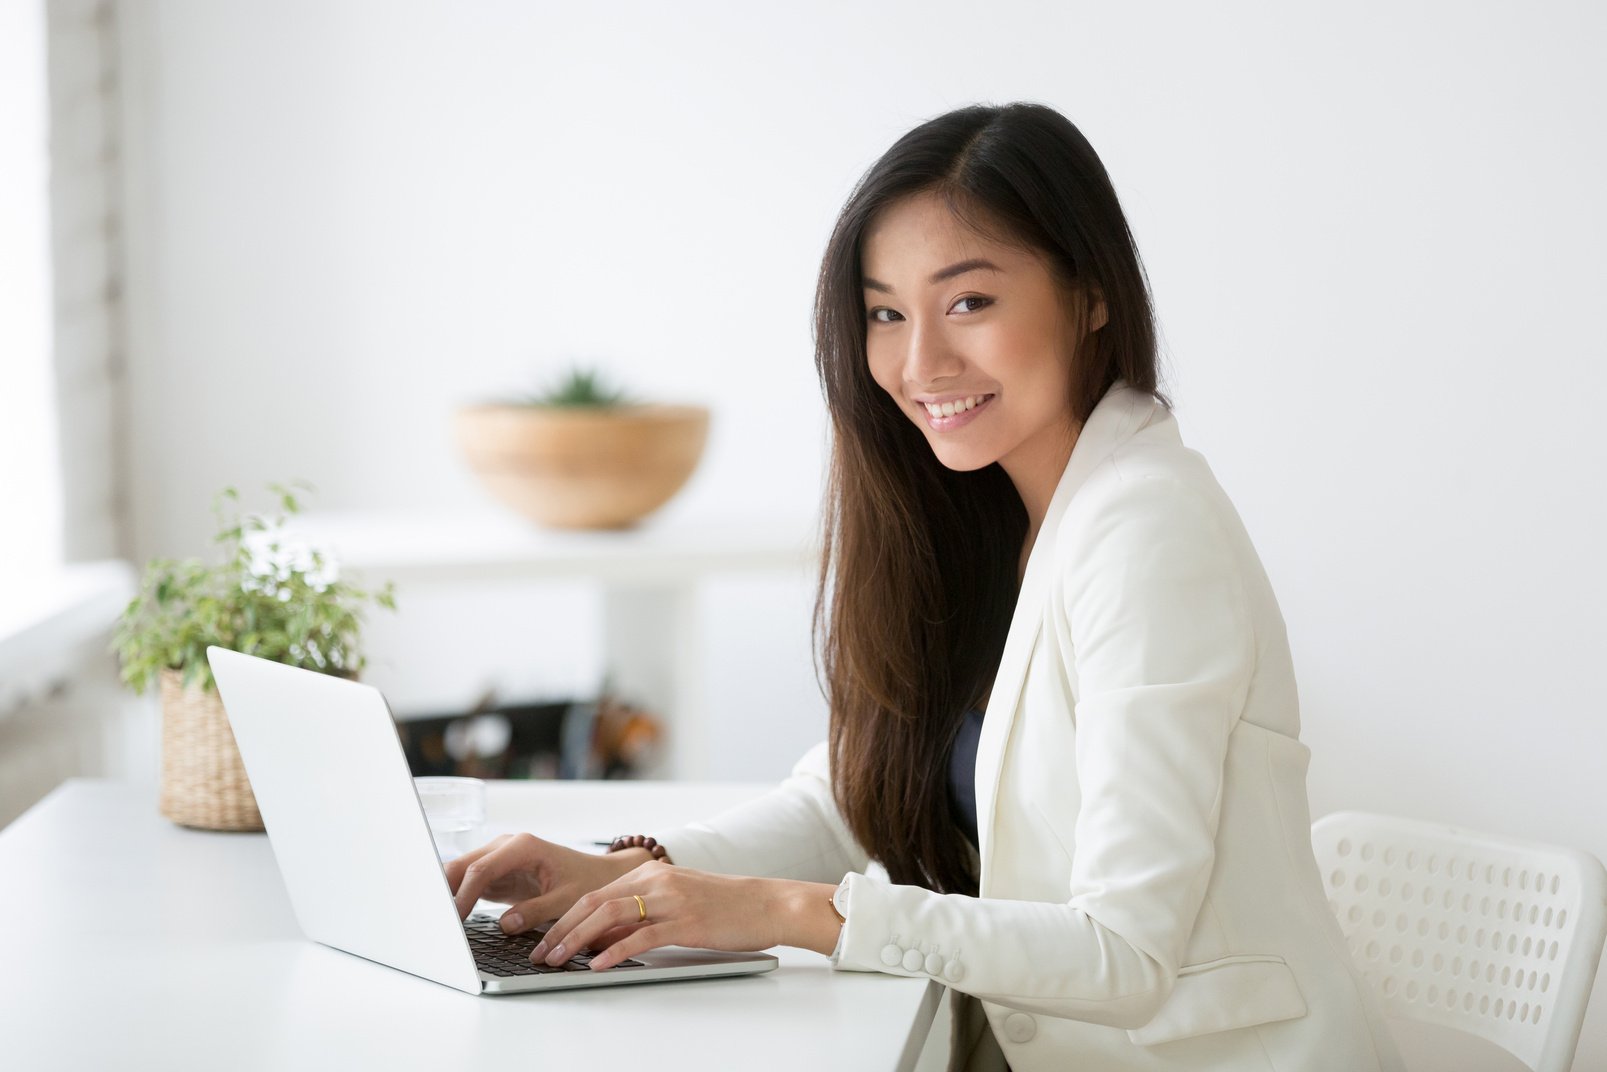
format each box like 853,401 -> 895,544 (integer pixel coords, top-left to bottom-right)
926,443 -> 998,473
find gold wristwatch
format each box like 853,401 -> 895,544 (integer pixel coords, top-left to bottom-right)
828,876 -> 850,923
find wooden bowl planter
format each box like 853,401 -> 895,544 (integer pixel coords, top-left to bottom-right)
454,403 -> 710,529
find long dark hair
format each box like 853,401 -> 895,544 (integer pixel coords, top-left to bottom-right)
812,102 -> 1168,896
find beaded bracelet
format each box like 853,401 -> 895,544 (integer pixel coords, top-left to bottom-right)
607,834 -> 671,863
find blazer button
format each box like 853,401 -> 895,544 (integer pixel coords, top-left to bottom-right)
1002,1012 -> 1036,1043
944,959 -> 965,983
924,952 -> 944,975
901,948 -> 924,973
880,945 -> 903,967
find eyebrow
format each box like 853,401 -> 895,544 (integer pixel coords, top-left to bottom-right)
862,258 -> 1005,294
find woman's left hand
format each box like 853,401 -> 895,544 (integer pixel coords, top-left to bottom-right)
530,860 -> 828,969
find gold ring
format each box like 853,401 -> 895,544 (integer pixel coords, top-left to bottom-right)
633,894 -> 647,922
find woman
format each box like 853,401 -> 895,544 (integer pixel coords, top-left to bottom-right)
448,102 -> 1405,1071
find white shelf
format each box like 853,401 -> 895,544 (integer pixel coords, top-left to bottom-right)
278,508 -> 820,586
275,509 -> 823,780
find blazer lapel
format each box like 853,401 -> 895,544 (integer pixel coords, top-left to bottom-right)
973,382 -> 1167,890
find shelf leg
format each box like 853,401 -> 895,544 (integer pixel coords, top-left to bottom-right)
601,583 -> 702,781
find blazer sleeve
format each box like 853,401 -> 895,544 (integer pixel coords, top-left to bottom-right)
830,474 -> 1257,1029
650,740 -> 872,883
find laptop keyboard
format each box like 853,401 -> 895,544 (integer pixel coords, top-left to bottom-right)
464,912 -> 647,976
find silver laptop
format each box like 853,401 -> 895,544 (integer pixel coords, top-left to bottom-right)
206,645 -> 778,995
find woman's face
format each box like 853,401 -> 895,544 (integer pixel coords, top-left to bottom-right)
861,191 -> 1103,487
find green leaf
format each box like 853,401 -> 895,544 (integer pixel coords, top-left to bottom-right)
518,364 -> 629,408
111,479 -> 397,700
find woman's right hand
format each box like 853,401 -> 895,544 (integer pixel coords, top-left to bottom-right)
444,833 -> 641,934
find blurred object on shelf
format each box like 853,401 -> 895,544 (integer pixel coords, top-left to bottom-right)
592,693 -> 665,779
395,683 -> 663,781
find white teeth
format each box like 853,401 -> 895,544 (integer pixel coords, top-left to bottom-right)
924,395 -> 987,419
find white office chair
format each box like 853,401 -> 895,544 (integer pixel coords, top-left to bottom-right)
1312,811 -> 1607,1072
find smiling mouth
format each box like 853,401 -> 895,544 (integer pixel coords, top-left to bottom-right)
919,394 -> 994,420
917,393 -> 996,431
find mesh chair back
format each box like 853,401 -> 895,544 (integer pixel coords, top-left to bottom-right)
1312,810 -> 1607,1072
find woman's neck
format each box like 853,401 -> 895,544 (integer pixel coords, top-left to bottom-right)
1002,419 -> 1081,582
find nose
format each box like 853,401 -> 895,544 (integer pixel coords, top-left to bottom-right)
902,318 -> 966,391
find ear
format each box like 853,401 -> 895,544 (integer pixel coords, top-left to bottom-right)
1087,288 -> 1108,333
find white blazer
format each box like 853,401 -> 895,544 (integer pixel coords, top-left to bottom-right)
656,382 -> 1406,1071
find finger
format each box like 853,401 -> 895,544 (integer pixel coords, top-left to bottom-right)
443,835 -> 508,894
537,896 -> 641,966
453,839 -> 530,920
590,923 -> 673,970
499,894 -> 566,935
591,921 -> 650,949
533,865 -> 657,956
500,879 -> 620,935
534,884 -> 606,960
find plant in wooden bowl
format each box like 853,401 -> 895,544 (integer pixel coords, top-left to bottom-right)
454,365 -> 711,529
110,481 -> 397,831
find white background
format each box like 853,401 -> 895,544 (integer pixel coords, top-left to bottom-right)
0,0 -> 62,591
106,2 -> 1603,1066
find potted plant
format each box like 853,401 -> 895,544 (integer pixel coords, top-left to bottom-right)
110,481 -> 397,831
453,365 -> 710,529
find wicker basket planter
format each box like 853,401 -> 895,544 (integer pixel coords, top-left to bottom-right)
157,668 -> 264,832
114,484 -> 396,831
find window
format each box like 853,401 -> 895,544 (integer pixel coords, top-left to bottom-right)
0,0 -> 64,598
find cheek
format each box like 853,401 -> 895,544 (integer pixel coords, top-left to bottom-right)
997,328 -> 1070,393
865,345 -> 901,399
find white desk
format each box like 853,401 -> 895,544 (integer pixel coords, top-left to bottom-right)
278,509 -> 820,779
0,779 -> 940,1072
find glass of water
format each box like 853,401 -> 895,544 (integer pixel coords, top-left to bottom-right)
414,776 -> 487,863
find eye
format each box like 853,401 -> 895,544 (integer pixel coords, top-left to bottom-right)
867,297 -> 991,324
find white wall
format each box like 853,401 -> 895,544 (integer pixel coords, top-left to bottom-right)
112,2 -> 1605,1065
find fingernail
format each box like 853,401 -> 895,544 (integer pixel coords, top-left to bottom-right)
545,943 -> 566,965
502,912 -> 523,932
531,940 -> 547,959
